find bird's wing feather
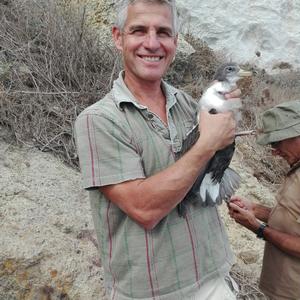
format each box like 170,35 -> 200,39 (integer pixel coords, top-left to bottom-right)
176,123 -> 210,216
219,167 -> 241,202
206,143 -> 236,182
175,124 -> 199,160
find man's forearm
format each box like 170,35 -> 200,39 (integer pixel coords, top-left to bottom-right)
254,203 -> 272,223
100,139 -> 215,229
133,139 -> 217,226
138,140 -> 215,208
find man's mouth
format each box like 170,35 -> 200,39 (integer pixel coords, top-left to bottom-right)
139,55 -> 163,62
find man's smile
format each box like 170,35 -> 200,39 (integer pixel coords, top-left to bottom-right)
138,55 -> 163,62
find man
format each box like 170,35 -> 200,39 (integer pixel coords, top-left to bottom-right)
75,0 -> 240,299
228,100 -> 300,300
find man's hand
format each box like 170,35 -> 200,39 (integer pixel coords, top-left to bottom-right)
224,88 -> 241,100
230,195 -> 255,212
196,87 -> 242,153
197,110 -> 236,152
229,198 -> 300,258
208,81 -> 241,100
230,196 -> 271,224
228,199 -> 260,233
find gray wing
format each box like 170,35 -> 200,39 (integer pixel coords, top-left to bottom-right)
175,124 -> 240,217
175,124 -> 208,216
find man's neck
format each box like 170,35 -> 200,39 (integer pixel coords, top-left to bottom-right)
124,74 -> 163,103
123,73 -> 167,124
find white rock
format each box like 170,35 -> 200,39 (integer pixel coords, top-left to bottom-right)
176,0 -> 300,71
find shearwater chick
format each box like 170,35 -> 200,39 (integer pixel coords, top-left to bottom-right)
176,63 -> 252,216
198,62 -> 252,206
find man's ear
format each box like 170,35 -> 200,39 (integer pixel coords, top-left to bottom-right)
112,26 -> 123,51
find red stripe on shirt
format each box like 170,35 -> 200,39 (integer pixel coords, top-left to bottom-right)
86,115 -> 95,186
150,231 -> 160,297
145,230 -> 156,299
91,115 -> 102,185
185,214 -> 200,286
106,201 -> 117,299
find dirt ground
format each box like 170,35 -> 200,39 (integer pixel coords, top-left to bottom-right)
0,136 -> 276,299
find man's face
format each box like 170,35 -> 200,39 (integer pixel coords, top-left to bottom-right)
271,136 -> 300,165
113,1 -> 177,84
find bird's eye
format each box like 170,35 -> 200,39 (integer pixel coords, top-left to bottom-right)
227,67 -> 234,72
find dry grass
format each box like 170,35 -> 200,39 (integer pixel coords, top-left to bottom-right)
0,0 -> 121,167
231,267 -> 267,300
236,68 -> 300,186
166,34 -> 221,97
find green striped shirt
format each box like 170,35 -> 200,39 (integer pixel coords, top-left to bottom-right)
75,72 -> 234,300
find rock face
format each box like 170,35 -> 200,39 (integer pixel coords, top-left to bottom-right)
68,0 -> 300,72
176,0 -> 300,71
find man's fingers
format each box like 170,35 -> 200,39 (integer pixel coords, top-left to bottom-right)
224,88 -> 241,99
230,195 -> 240,202
224,97 -> 240,102
229,196 -> 247,209
228,202 -> 244,212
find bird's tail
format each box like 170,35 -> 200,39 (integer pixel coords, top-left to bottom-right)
199,167 -> 241,206
219,167 -> 241,202
199,173 -> 220,206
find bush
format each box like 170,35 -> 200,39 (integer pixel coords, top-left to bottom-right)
0,0 -> 121,167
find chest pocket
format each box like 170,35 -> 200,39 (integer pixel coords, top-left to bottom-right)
174,121 -> 199,161
122,105 -> 175,176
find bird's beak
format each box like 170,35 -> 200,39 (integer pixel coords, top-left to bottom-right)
238,69 -> 252,77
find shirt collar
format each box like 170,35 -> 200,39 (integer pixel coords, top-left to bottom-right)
112,71 -> 178,111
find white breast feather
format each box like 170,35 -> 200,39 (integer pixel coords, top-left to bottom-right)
199,81 -> 242,121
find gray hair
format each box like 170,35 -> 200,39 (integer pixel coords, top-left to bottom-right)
114,0 -> 179,35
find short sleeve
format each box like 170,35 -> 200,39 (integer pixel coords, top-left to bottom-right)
75,113 -> 145,189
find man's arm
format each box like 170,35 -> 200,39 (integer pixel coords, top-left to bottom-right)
229,202 -> 300,258
252,203 -> 272,223
263,226 -> 300,258
101,110 -> 236,230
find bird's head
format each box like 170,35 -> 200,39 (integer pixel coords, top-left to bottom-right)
213,63 -> 252,87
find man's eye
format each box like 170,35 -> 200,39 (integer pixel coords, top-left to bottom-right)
158,31 -> 171,38
131,29 -> 145,36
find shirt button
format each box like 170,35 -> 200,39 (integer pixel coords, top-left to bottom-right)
150,122 -> 157,129
148,114 -> 154,119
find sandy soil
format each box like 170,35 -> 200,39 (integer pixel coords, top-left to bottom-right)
0,137 -> 276,299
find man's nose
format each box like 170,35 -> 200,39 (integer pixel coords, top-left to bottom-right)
143,31 -> 160,49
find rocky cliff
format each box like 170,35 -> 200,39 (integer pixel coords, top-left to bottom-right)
176,0 -> 300,72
